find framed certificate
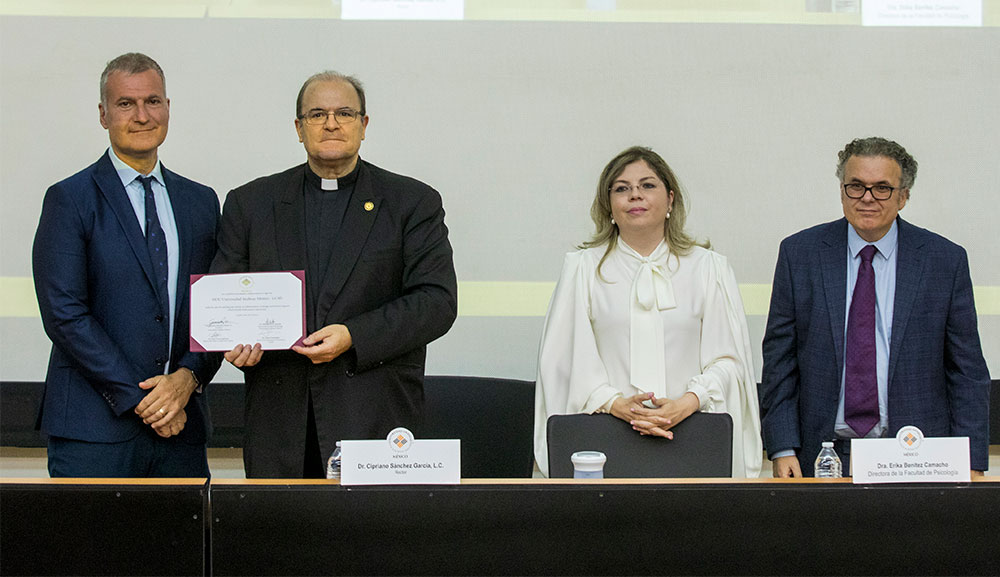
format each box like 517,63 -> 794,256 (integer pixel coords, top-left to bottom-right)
189,271 -> 306,352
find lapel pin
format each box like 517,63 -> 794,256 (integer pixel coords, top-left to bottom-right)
364,201 -> 375,212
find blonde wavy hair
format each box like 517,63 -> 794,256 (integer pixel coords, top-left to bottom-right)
581,146 -> 708,276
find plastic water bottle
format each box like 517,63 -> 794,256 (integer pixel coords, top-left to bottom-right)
326,441 -> 342,480
814,441 -> 842,478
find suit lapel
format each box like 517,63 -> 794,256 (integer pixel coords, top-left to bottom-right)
93,152 -> 159,293
821,219 -> 849,371
162,165 -> 192,324
275,166 -> 308,272
315,161 -> 381,322
888,218 -> 925,387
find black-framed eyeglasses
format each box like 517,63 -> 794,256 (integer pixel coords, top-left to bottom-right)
842,182 -> 899,200
299,108 -> 362,126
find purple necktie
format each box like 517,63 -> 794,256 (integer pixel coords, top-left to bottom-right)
138,175 -> 169,313
845,244 -> 879,437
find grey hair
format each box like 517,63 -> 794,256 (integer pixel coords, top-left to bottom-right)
100,53 -> 165,104
296,71 -> 366,117
836,136 -> 918,191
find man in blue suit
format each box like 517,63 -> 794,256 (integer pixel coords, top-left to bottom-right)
760,137 -> 990,477
32,53 -> 221,477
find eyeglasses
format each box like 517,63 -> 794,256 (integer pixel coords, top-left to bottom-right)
842,183 -> 899,200
609,181 -> 664,195
299,108 -> 362,126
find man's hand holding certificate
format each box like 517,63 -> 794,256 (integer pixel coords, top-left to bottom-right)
190,271 -> 306,353
292,324 -> 353,364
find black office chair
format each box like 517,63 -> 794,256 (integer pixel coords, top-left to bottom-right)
423,376 -> 536,478
547,412 -> 733,478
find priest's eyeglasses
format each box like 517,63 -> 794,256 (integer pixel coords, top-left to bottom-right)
300,108 -> 362,126
842,182 -> 898,200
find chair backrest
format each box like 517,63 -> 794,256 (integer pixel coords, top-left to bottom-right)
423,375 -> 535,478
547,412 -> 733,478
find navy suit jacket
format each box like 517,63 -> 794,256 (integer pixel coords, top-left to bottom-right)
760,217 -> 990,474
32,151 -> 222,444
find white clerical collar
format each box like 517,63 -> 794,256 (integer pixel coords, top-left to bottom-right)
306,162 -> 360,191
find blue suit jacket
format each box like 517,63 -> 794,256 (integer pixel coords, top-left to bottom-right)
760,217 -> 990,474
32,151 -> 222,444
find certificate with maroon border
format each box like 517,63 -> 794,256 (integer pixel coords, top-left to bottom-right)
189,271 -> 306,352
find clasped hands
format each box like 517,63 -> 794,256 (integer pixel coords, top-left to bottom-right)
225,324 -> 353,368
610,391 -> 700,439
134,367 -> 198,438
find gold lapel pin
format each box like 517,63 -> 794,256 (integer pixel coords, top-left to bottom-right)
364,201 -> 374,212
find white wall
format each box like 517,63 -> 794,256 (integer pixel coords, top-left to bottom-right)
1,16 -> 997,382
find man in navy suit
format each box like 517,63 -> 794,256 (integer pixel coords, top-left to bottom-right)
32,53 -> 221,477
760,137 -> 990,477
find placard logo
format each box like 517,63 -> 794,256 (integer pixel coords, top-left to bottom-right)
387,427 -> 414,453
897,426 -> 924,451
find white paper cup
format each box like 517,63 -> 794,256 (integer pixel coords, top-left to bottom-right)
571,451 -> 607,479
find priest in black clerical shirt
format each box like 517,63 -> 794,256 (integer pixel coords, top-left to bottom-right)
211,71 -> 458,478
302,162 -> 356,328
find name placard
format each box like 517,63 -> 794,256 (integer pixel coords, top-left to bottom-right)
851,426 -> 971,483
340,428 -> 460,485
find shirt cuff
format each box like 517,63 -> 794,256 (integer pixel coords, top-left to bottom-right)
582,385 -> 622,414
595,394 -> 622,414
685,381 -> 714,412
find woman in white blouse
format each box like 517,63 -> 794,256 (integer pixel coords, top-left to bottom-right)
534,146 -> 762,478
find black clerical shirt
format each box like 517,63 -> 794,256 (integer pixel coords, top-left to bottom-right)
303,162 -> 358,329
